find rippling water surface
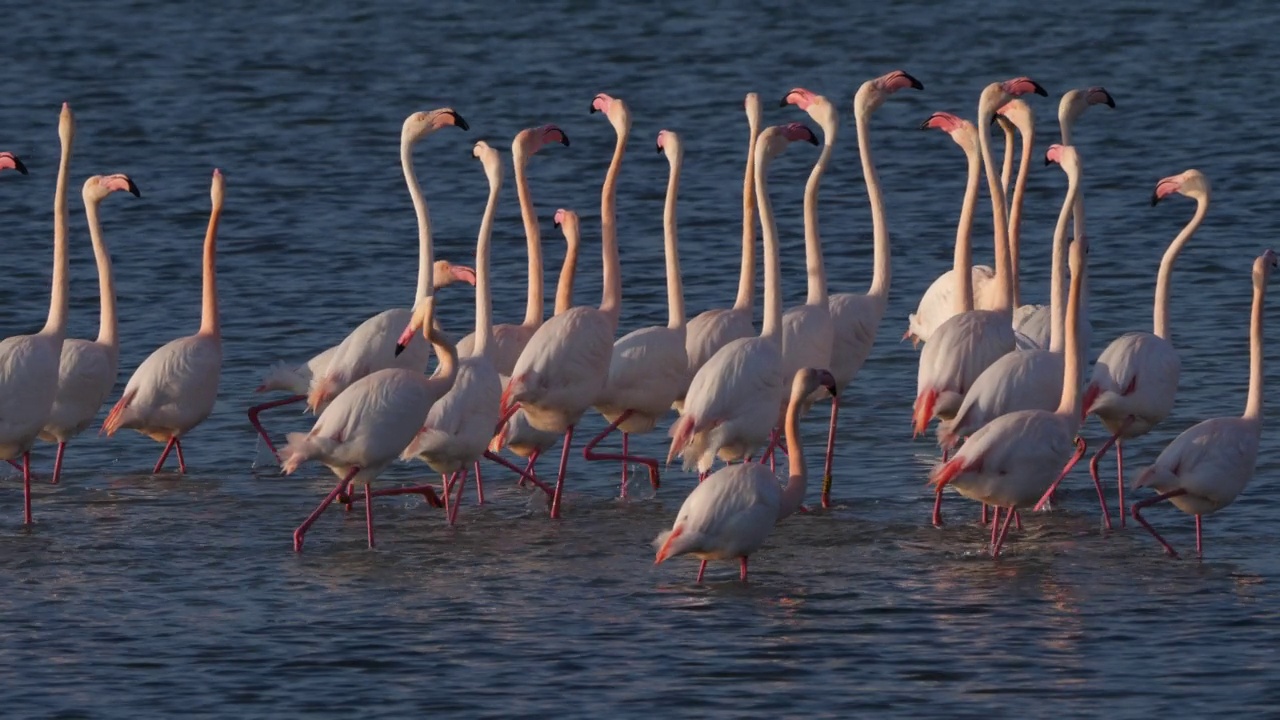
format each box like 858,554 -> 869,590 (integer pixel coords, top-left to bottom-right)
4,1 -> 1280,716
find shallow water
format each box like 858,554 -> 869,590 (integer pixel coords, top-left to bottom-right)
3,0 -> 1280,716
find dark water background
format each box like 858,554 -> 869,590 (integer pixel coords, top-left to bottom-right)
3,0 -> 1280,716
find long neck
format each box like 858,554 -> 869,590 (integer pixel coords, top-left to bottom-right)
598,126 -> 626,325
513,147 -> 545,327
1048,165 -> 1081,354
755,149 -> 782,340
734,118 -> 759,311
403,141 -> 435,304
1000,123 -> 1015,213
856,101 -> 891,301
1244,276 -> 1267,420
801,123 -> 833,306
977,101 -> 1013,313
1060,113 -> 1087,244
43,127 -> 73,339
84,197 -> 118,349
198,199 -> 222,337
952,145 -> 981,314
474,177 -> 500,358
1154,193 -> 1209,339
663,153 -> 685,329
777,388 -> 809,520
428,325 -> 459,386
554,238 -> 579,316
1057,250 -> 1084,418
1008,122 -> 1033,307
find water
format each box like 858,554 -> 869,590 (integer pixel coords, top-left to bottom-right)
3,0 -> 1280,716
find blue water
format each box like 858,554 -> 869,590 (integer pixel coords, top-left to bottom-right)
3,0 -> 1280,716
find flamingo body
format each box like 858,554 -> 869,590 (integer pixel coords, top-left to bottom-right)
907,266 -> 997,345
914,310 -> 1014,429
934,409 -> 1077,508
41,339 -> 117,443
0,334 -> 63,458
597,325 -> 687,434
1135,417 -> 1259,517
106,335 -> 221,442
506,306 -> 614,434
654,462 -> 781,561
1085,331 -> 1179,438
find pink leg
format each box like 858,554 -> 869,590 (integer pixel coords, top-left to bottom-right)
294,468 -> 358,552
620,432 -> 629,499
821,396 -> 840,509
990,507 -> 1001,546
1085,433 -> 1120,528
448,467 -> 467,526
1131,488 -> 1188,558
582,410 -> 660,495
473,461 -> 485,506
1116,440 -> 1126,528
153,437 -> 177,474
981,504 -> 989,525
483,450 -> 551,495
1195,515 -> 1203,558
550,426 -> 574,520
440,473 -> 454,524
698,470 -> 709,483
991,506 -> 1017,558
739,556 -> 749,582
942,447 -> 949,463
246,394 -> 305,462
51,442 -> 66,485
22,452 -> 32,525
344,485 -> 444,508
931,491 -> 944,528
1014,511 -> 1023,531
7,459 -> 21,472
175,439 -> 187,474
364,483 -> 375,549
696,560 -> 707,583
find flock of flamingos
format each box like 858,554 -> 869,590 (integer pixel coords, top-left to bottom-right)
0,71 -> 1268,582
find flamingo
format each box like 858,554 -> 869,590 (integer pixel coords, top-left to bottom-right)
102,169 -> 225,474
584,129 -> 690,495
1080,169 -> 1208,526
930,196 -> 1090,558
654,367 -> 837,582
40,174 -> 141,485
455,124 -> 570,372
668,122 -> 819,473
913,78 -> 1046,442
247,259 -> 475,461
497,92 -> 629,519
678,93 -> 762,410
1131,249 -> 1276,559
1011,87 -> 1114,350
0,107 -> 68,525
281,297 -> 457,551
304,108 -> 469,413
786,69 -> 922,507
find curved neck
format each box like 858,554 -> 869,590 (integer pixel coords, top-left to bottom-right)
1154,193 -> 1209,339
598,126 -> 626,325
1245,276 -> 1267,420
856,102 -> 891,300
1008,122 -> 1033,307
977,100 -> 1013,313
402,140 -> 435,304
198,197 -> 222,337
43,127 -> 73,339
474,174 -> 501,358
734,118 -> 759,311
84,197 -> 118,349
554,237 -> 579,316
952,144 -> 982,314
1058,248 -> 1084,418
1060,115 -> 1087,245
1000,123 -> 1015,213
513,147 -> 545,327
777,387 -> 809,520
755,147 -> 783,340
1048,164 -> 1081,354
663,153 -> 685,329
428,324 -> 459,387
801,124 -> 833,306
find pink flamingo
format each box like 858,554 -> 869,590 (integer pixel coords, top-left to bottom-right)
102,170 -> 225,474
1131,249 -> 1276,559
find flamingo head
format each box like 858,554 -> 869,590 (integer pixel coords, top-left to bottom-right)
553,208 -> 580,241
656,129 -> 683,162
856,70 -> 923,114
996,98 -> 1034,134
1044,143 -> 1079,168
1059,86 -> 1116,128
433,260 -> 476,288
396,296 -> 437,357
1152,169 -> 1210,206
83,173 -> 141,204
781,87 -> 837,138
473,140 -> 504,186
0,152 -> 28,176
402,108 -> 469,145
515,124 -> 570,157
1254,249 -> 1279,286
793,368 -> 840,401
921,112 -> 978,154
210,168 -> 224,210
981,77 -> 1047,120
59,102 -> 74,144
590,93 -> 631,134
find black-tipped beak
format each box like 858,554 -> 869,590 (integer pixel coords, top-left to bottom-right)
559,133 -> 571,147
919,118 -> 932,130
656,142 -> 663,154
1150,192 -> 1161,207
778,96 -> 790,108
1103,94 -> 1116,108
589,104 -> 599,114
448,111 -> 470,131
1045,155 -> 1053,167
553,219 -> 561,228
394,342 -> 407,357
13,157 -> 28,175
806,133 -> 819,146
905,73 -> 924,91
1032,81 -> 1048,97
127,178 -> 141,197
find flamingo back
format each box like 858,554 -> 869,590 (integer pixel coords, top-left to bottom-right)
827,291 -> 886,389
0,333 -> 62,455
940,349 -> 1063,448
42,338 -> 118,442
936,408 -> 1076,508
1085,331 -> 1179,436
506,306 -> 614,433
682,306 -> 755,394
597,325 -> 688,430
907,266 -> 997,345
405,355 -> 501,473
308,307 -> 433,411
654,462 -> 781,562
1134,416 -> 1260,516
107,334 -> 221,439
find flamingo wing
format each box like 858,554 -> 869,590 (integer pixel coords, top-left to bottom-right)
116,335 -> 221,432
656,463 -> 781,561
0,334 -> 61,443
1137,417 -> 1260,509
907,265 -> 996,344
600,326 -> 689,415
44,339 -> 117,439
828,291 -> 885,388
684,307 -> 755,379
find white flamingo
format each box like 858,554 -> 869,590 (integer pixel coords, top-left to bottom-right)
455,124 -> 570,372
584,129 -> 690,495
399,141 -> 505,526
930,208 -> 1090,558
655,367 -> 837,582
247,259 -> 475,460
678,94 -> 762,411
102,169 -> 225,474
913,78 -> 1046,443
304,108 -> 469,413
0,108 -> 67,525
1131,249 -> 1276,559
668,122 -> 819,473
1081,169 -> 1209,526
281,296 -> 458,551
498,92 -> 629,519
40,174 -> 141,485
785,69 -> 922,507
